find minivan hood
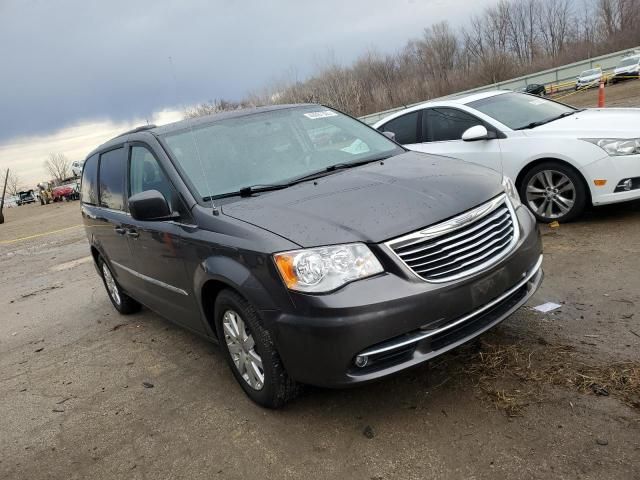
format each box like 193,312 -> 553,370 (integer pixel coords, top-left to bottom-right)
531,108 -> 640,136
222,152 -> 503,247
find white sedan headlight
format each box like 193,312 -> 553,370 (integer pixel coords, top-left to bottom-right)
274,243 -> 383,293
583,138 -> 640,156
502,175 -> 522,208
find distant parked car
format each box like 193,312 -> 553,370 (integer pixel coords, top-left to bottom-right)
16,190 -> 36,206
523,84 -> 546,96
71,160 -> 85,177
575,67 -> 603,90
53,182 -> 80,201
374,90 -> 640,223
611,55 -> 640,84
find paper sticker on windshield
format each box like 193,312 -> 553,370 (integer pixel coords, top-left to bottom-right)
529,99 -> 546,105
304,110 -> 338,119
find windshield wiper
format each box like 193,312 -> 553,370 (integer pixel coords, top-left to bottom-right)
203,154 -> 395,201
287,154 -> 394,185
515,109 -> 584,130
204,183 -> 290,200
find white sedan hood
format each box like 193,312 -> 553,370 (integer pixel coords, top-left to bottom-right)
614,65 -> 639,75
577,74 -> 600,83
531,108 -> 640,137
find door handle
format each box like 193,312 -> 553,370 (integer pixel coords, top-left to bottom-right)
126,229 -> 139,239
114,227 -> 126,235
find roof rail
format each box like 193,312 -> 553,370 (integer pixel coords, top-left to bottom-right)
114,124 -> 157,138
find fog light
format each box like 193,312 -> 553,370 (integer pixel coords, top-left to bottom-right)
355,355 -> 368,368
620,178 -> 632,191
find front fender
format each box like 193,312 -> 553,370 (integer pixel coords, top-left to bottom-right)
193,253 -> 293,333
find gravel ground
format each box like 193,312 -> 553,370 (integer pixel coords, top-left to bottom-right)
1,198 -> 639,480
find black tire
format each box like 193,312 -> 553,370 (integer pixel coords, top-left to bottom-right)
98,257 -> 141,314
519,161 -> 587,223
214,289 -> 299,408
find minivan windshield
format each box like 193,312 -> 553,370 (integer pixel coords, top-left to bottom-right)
467,92 -> 576,130
162,106 -> 403,200
580,68 -> 600,76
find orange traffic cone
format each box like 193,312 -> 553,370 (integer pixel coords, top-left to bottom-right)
598,79 -> 605,107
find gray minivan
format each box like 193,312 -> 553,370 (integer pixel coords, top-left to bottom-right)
81,105 -> 543,407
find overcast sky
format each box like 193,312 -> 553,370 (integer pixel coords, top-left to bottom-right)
0,0 -> 497,186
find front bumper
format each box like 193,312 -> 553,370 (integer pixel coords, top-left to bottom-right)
581,154 -> 640,205
265,206 -> 543,387
612,71 -> 640,80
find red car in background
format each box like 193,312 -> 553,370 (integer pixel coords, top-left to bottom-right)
52,182 -> 80,201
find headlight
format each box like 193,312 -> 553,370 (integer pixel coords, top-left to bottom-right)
583,138 -> 640,156
274,243 -> 383,293
502,175 -> 522,208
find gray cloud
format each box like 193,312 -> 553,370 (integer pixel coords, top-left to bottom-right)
0,0 -> 497,143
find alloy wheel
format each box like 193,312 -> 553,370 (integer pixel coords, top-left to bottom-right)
222,309 -> 265,390
102,263 -> 121,306
525,170 -> 576,219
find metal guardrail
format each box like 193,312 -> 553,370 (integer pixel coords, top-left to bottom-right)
359,46 -> 640,125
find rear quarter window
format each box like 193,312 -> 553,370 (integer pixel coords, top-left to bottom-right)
81,154 -> 98,205
98,148 -> 126,211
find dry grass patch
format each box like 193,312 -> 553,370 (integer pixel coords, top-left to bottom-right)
452,341 -> 640,416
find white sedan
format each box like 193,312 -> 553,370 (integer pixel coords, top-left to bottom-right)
373,90 -> 640,222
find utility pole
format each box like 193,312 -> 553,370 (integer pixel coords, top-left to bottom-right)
0,168 -> 9,224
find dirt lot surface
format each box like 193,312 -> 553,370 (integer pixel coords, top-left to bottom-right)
1,199 -> 639,480
551,78 -> 640,108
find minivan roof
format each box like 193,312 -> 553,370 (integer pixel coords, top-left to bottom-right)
86,103 -> 321,158
153,103 -> 314,136
88,104 -> 316,159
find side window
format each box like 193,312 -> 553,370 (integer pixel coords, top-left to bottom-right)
129,146 -> 175,209
99,148 -> 126,211
81,154 -> 98,205
378,111 -> 420,145
423,108 -> 482,142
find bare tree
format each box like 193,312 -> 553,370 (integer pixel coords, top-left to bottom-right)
44,153 -> 71,184
597,0 -> 640,45
537,0 -> 573,60
184,99 -> 244,119
185,0 -> 640,121
507,0 -> 540,65
6,169 -> 21,196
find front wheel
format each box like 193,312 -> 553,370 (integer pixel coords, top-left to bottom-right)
520,162 -> 587,223
215,289 -> 299,408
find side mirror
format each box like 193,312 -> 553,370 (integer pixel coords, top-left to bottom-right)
462,125 -> 490,142
382,131 -> 396,141
128,190 -> 177,221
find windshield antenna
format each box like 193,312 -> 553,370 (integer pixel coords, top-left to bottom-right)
168,56 -> 219,215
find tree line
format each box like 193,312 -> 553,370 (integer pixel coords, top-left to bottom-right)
186,0 -> 640,119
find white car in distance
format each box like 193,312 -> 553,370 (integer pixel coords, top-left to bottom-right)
71,160 -> 85,177
373,91 -> 640,222
575,67 -> 602,90
611,55 -> 640,84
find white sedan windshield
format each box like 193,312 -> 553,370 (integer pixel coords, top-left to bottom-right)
468,93 -> 576,130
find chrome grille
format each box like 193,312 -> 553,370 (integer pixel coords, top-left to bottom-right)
386,194 -> 519,282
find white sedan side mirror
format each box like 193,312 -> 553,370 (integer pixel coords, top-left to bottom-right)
382,131 -> 396,141
462,125 -> 489,141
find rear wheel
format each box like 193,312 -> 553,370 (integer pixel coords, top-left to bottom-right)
99,258 -> 141,314
520,162 -> 587,223
214,289 -> 299,408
